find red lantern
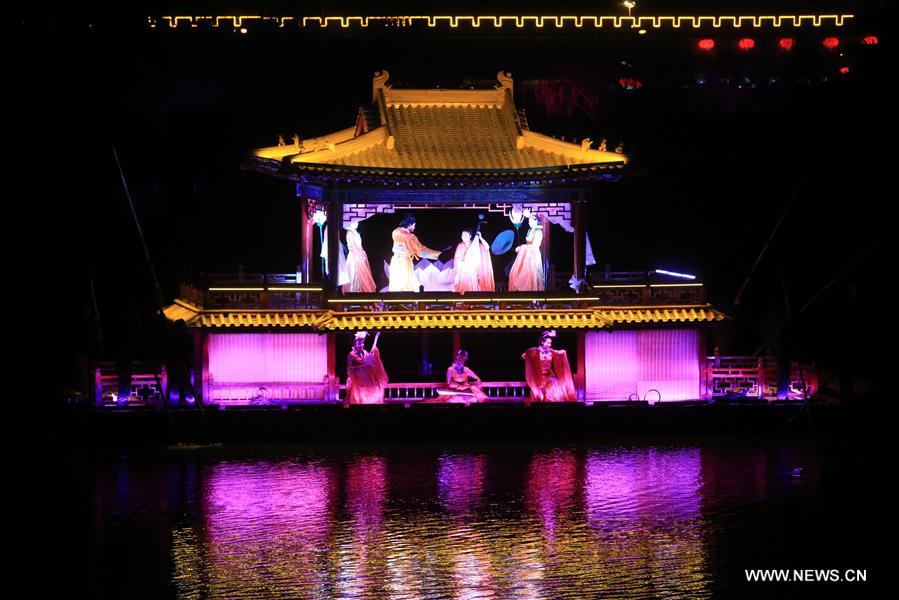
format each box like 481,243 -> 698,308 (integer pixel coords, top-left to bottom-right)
738,38 -> 755,51
862,35 -> 879,45
698,39 -> 715,51
618,78 -> 643,90
839,66 -> 850,74
822,37 -> 839,49
778,37 -> 795,51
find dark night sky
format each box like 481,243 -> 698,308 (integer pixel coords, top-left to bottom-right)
18,2 -> 887,395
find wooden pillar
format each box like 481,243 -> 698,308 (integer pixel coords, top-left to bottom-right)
572,197 -> 586,292
193,329 -> 209,405
577,330 -> 586,402
420,331 -> 431,376
300,197 -> 314,283
326,195 -> 341,295
452,330 -> 462,357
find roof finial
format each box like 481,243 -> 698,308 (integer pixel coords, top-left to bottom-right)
373,70 -> 390,101
497,71 -> 513,93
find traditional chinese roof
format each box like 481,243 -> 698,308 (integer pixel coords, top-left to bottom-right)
246,71 -> 627,184
163,301 -> 726,330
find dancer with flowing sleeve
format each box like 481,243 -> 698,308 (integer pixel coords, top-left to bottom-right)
388,215 -> 442,292
345,332 -> 388,405
342,222 -> 377,293
454,229 -> 495,294
508,214 -> 545,292
521,330 -> 577,403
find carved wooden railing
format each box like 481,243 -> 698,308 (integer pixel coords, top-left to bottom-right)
704,355 -> 817,401
95,362 -> 167,407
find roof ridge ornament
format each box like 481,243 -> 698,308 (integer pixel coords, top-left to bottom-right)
373,69 -> 390,101
496,71 -> 513,93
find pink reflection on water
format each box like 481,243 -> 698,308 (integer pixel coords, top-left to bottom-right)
337,455 -> 390,599
585,447 -> 702,527
200,460 -> 337,595
526,449 -> 581,542
438,454 -> 486,514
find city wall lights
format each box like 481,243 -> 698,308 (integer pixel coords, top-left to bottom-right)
822,37 -> 840,49
738,38 -> 755,50
698,39 -> 715,51
155,14 -> 855,31
862,35 -> 878,45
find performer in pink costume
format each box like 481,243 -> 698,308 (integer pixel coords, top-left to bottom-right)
345,331 -> 388,405
342,222 -> 377,293
443,349 -> 488,402
452,229 -> 495,293
508,214 -> 545,292
521,330 -> 576,403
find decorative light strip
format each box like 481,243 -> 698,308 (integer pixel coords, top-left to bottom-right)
593,284 -> 646,289
208,287 -> 265,292
150,14 -> 854,31
266,286 -> 323,292
654,269 -> 697,280
649,283 -> 704,288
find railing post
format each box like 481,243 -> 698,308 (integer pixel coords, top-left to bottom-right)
94,367 -> 102,407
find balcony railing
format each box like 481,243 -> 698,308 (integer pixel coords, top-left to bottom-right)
177,268 -> 707,311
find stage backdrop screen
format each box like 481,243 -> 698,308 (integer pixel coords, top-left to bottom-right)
329,207 -> 574,293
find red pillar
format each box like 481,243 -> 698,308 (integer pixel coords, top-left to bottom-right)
300,197 -> 314,283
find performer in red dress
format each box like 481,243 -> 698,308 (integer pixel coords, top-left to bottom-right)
345,331 -> 388,405
521,330 -> 576,403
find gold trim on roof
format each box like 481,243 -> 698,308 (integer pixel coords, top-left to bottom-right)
163,303 -> 727,329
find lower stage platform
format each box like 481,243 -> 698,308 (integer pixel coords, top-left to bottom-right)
56,402 -> 859,446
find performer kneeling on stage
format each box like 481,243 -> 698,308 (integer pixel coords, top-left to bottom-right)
345,331 -> 388,405
440,349 -> 487,403
521,330 -> 577,403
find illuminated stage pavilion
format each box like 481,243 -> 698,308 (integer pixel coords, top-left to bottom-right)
144,71 -> 815,409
